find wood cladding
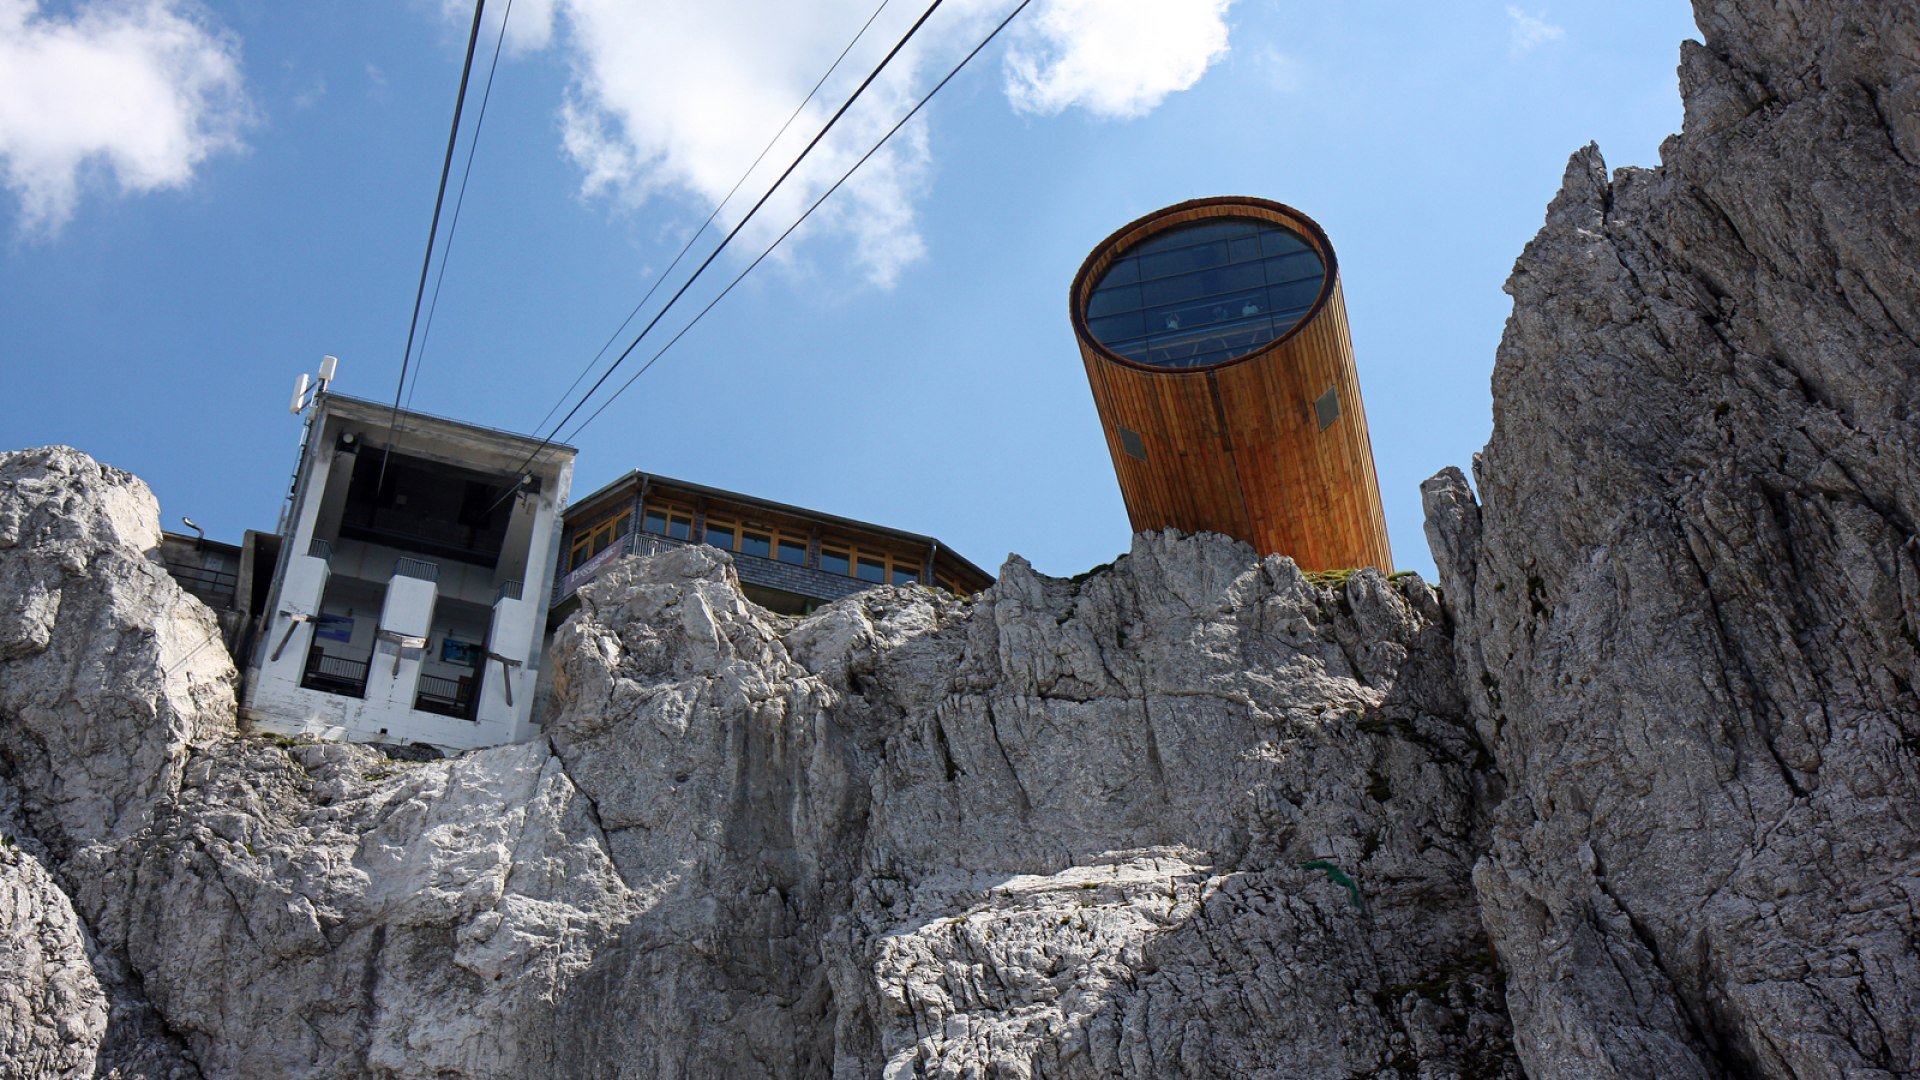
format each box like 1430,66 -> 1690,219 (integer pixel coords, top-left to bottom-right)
1071,197 -> 1394,573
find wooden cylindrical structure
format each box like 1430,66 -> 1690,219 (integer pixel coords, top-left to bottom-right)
1070,197 -> 1393,572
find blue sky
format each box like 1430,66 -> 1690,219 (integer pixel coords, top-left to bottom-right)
0,0 -> 1699,580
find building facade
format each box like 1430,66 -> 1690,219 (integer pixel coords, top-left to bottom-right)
553,470 -> 993,619
243,393 -> 575,751
1070,196 -> 1394,572
157,528 -> 278,660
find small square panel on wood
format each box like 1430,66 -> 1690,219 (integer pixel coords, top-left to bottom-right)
1315,387 -> 1341,431
1118,426 -> 1148,461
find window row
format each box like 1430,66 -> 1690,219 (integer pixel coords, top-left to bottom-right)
817,543 -> 922,586
573,500 -> 932,586
696,514 -> 810,567
1086,251 -> 1321,318
1087,284 -> 1321,352
567,509 -> 631,571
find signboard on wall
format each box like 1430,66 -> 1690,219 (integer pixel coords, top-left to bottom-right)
441,639 -> 481,667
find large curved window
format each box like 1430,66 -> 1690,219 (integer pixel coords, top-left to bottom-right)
1084,217 -> 1325,369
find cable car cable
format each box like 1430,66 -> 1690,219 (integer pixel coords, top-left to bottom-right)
532,0 -> 893,436
483,0 -> 949,509
561,0 -> 1034,445
380,0 -> 488,482
407,0 -> 517,413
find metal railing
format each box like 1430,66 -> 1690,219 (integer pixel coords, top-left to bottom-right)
414,673 -> 474,720
393,557 -> 440,583
163,563 -> 238,608
551,531 -> 684,605
301,649 -> 368,698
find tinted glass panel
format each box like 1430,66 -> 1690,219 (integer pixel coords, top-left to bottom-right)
820,548 -> 850,576
856,556 -> 886,583
1087,312 -> 1145,342
667,516 -> 691,541
739,530 -> 771,558
1084,216 -> 1325,369
1086,284 -> 1140,318
642,509 -> 668,535
890,566 -> 918,585
777,539 -> 808,565
705,523 -> 735,549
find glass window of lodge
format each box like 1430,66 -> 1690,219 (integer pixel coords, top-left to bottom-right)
642,503 -> 694,541
568,510 -> 632,571
739,529 -> 772,559
704,518 -> 737,550
856,554 -> 887,583
820,547 -> 851,576
777,538 -> 807,565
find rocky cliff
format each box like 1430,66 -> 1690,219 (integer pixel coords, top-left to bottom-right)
1424,1 -> 1919,1075
1,443 -> 1515,1077
2,0 -> 1917,1076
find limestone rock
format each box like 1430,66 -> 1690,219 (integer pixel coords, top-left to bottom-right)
540,537 -> 1514,1078
71,737 -> 634,1079
1425,1 -> 1920,1075
0,447 -> 235,856
0,440 -> 1517,1077
0,801 -> 104,1079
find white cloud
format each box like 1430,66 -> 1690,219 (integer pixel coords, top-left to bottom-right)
468,0 -> 1234,287
441,0 -> 559,55
1506,6 -> 1565,55
0,0 -> 250,233
292,72 -> 327,112
1256,45 -> 1304,94
1003,0 -> 1233,119
548,0 -> 969,288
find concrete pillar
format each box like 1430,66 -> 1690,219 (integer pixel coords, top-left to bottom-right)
261,553 -> 330,688
286,436 -> 336,558
372,572 -> 436,712
311,447 -> 358,549
478,590 -> 538,739
522,490 -> 561,602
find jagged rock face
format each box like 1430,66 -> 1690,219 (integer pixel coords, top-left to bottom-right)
0,447 -> 235,855
0,810 -> 104,1079
0,447 -> 230,1078
81,739 -> 633,1079
1423,1 -> 1920,1076
543,540 -> 1513,1078
0,443 -> 1516,1077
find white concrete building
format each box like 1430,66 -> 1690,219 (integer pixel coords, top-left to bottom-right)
243,392 -> 574,751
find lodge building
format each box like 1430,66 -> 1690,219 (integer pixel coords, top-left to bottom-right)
554,470 -> 994,619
